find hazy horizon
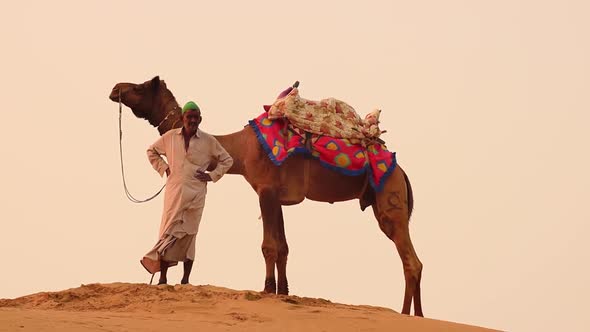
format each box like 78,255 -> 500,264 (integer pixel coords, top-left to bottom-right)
1,1 -> 589,331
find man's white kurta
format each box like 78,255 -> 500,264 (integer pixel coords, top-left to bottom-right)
141,128 -> 233,274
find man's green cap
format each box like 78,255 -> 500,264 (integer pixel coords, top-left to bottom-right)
182,101 -> 200,114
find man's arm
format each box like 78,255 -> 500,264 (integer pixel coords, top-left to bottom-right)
208,138 -> 233,183
147,134 -> 170,177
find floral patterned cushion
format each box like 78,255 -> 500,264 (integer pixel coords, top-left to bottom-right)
266,88 -> 384,144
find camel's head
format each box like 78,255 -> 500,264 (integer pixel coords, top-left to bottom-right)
109,76 -> 163,120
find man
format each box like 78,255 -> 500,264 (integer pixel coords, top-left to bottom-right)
141,101 -> 233,285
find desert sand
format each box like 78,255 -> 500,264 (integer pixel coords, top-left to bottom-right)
0,283 -> 499,331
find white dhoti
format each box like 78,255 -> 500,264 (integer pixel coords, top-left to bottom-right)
141,233 -> 197,272
141,128 -> 233,275
141,183 -> 206,274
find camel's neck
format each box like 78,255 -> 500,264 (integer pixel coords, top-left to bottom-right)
153,90 -> 182,135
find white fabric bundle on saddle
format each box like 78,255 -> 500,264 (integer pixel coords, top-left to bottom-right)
265,87 -> 384,144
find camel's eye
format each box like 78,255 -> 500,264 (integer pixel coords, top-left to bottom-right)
133,85 -> 143,92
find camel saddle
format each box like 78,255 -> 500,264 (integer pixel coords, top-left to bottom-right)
264,87 -> 386,147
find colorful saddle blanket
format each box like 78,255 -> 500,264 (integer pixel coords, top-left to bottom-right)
248,112 -> 396,192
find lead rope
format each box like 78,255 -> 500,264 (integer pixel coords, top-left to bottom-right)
118,91 -> 166,203
149,273 -> 155,285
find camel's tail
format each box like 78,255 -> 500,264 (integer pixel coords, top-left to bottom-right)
403,169 -> 414,221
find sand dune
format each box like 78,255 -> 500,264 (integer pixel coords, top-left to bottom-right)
0,283 -> 499,331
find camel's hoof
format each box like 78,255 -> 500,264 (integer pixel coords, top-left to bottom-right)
263,277 -> 277,294
277,281 -> 289,295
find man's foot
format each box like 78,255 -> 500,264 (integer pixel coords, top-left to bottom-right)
181,260 -> 194,285
159,260 -> 169,285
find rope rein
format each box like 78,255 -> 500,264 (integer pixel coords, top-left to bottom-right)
157,101 -> 181,130
118,91 -> 166,203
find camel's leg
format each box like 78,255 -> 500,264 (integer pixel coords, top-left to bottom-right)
276,207 -> 290,295
258,187 -> 283,294
372,172 -> 423,316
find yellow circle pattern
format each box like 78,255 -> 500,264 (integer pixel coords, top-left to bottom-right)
326,142 -> 339,151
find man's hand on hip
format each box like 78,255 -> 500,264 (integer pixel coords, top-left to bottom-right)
195,170 -> 212,182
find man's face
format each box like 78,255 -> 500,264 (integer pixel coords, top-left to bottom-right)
182,109 -> 202,133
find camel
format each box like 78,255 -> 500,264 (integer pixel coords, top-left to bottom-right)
108,76 -> 424,316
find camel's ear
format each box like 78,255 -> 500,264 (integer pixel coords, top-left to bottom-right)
151,76 -> 160,90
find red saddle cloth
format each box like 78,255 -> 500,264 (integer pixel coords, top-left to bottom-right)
248,112 -> 396,192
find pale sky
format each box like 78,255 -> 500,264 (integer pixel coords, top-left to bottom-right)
1,1 -> 589,331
